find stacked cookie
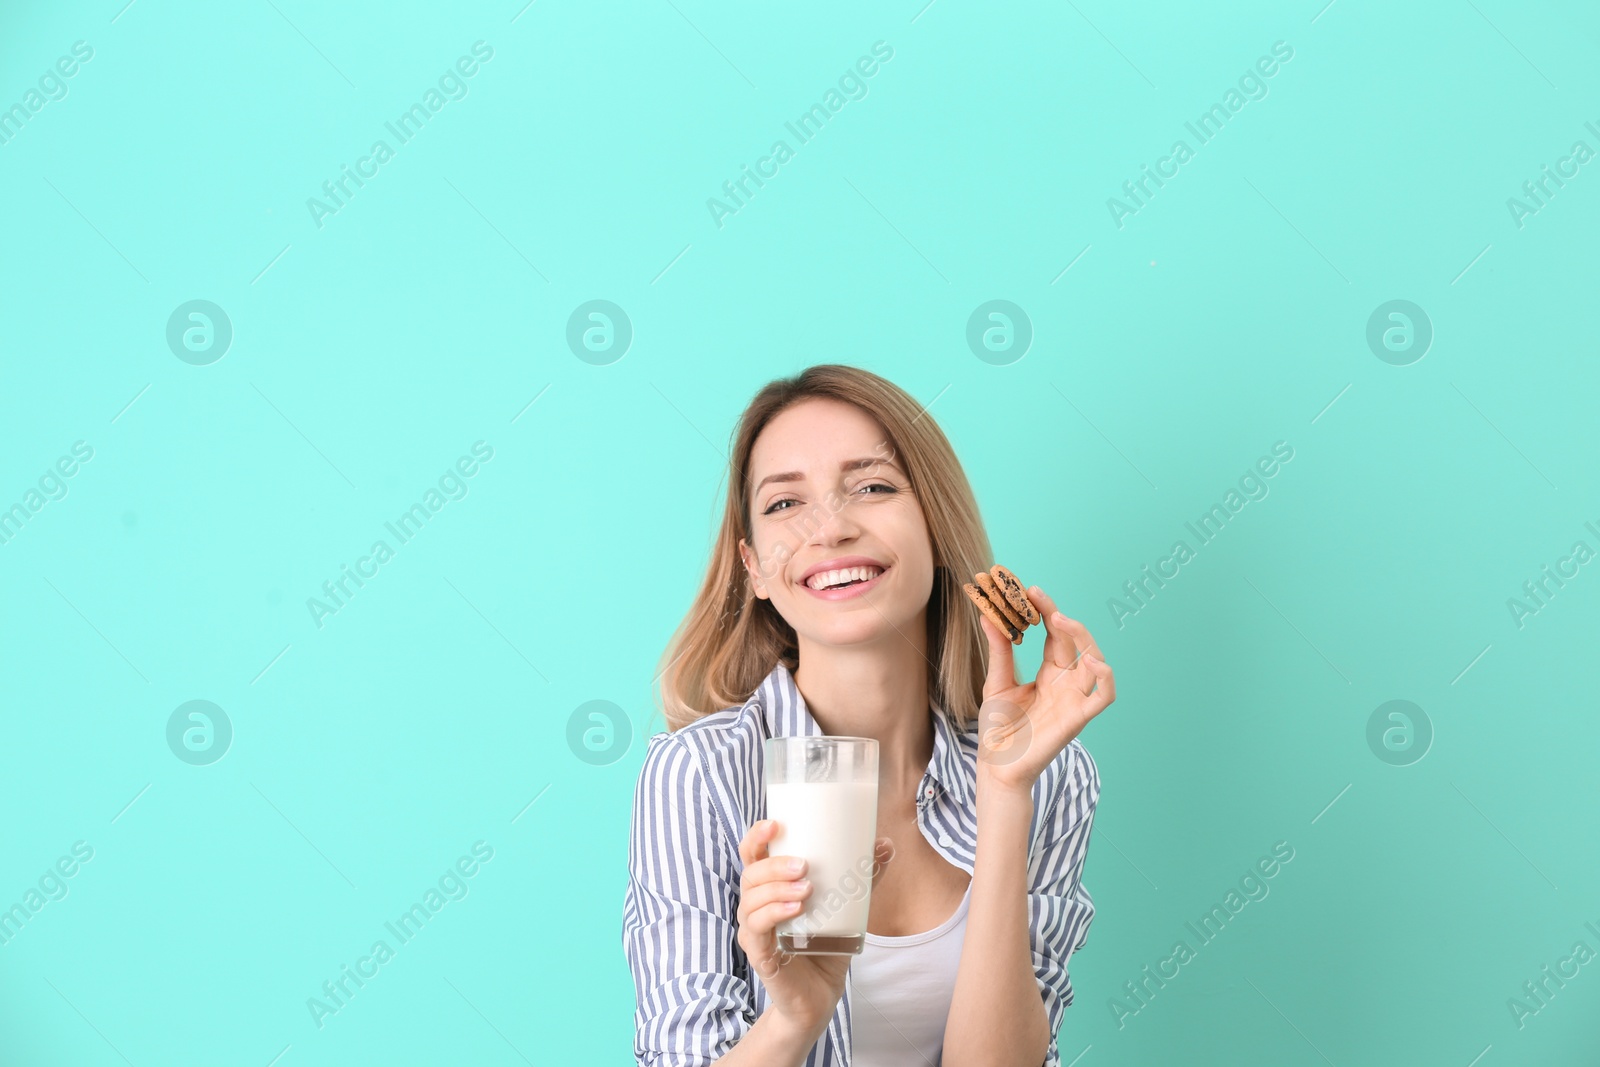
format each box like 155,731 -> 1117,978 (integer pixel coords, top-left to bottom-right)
962,564 -> 1042,645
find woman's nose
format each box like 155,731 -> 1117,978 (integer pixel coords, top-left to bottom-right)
805,498 -> 860,544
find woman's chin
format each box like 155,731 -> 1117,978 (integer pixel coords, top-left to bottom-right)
799,615 -> 913,650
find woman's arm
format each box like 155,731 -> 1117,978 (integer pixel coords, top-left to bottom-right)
624,734 -> 757,1063
943,587 -> 1115,1067
941,771 -> 1051,1067
625,734 -> 876,1066
708,1007 -> 830,1067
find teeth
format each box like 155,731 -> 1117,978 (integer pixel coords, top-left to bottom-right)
807,565 -> 883,590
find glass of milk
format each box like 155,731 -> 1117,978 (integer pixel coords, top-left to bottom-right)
763,736 -> 880,955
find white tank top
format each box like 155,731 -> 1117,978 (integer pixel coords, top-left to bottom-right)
848,882 -> 972,1065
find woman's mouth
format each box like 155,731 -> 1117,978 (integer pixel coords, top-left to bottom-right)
800,564 -> 888,601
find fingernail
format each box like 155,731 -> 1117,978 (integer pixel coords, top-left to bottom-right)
1053,611 -> 1068,624
787,857 -> 804,873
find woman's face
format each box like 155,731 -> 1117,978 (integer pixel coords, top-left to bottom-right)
738,397 -> 936,651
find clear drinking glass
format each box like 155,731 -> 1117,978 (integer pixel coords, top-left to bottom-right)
762,736 -> 880,955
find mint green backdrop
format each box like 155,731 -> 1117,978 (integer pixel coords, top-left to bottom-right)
2,0 -> 1597,1064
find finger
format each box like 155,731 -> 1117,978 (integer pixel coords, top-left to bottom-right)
738,819 -> 776,868
1056,608 -> 1104,663
741,853 -> 808,890
736,871 -> 812,975
978,611 -> 1017,695
1026,587 -> 1079,670
739,891 -> 807,981
742,921 -> 788,981
1081,652 -> 1116,716
869,837 -> 895,888
1038,601 -> 1102,667
748,899 -> 807,935
738,878 -> 813,925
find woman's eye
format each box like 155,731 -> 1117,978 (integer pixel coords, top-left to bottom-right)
763,484 -> 893,515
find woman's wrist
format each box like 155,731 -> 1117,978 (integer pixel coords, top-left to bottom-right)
975,763 -> 1037,813
751,1003 -> 831,1064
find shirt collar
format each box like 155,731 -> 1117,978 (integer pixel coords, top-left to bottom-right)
752,659 -> 972,807
928,694 -> 974,807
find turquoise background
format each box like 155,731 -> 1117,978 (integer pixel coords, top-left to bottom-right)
2,0 -> 1598,1063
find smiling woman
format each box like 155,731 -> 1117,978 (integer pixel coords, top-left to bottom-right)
624,364 -> 1113,1067
656,369 -> 990,731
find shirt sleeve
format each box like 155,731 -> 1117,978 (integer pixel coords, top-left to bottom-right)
1027,740 -> 1101,1067
622,731 -> 753,1066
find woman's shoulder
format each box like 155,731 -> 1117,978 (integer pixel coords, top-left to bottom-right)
1033,738 -> 1101,848
1029,739 -> 1099,827
1053,737 -> 1100,804
633,700 -> 767,842
644,699 -> 765,765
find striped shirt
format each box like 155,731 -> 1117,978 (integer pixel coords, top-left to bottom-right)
622,659 -> 1100,1067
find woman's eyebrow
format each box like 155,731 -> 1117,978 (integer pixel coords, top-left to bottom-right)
754,456 -> 901,493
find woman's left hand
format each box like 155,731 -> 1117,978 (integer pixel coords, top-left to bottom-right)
974,585 -> 1115,795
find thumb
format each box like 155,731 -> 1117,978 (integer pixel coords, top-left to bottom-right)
870,837 -> 895,888
978,612 -> 1017,696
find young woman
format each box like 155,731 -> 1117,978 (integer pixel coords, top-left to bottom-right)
623,365 -> 1114,1066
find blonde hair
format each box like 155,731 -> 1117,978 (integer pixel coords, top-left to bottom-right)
655,364 -> 993,732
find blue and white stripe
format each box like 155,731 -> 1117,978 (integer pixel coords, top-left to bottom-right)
623,659 -> 1100,1066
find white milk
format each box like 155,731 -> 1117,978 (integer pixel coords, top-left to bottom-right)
765,780 -> 880,937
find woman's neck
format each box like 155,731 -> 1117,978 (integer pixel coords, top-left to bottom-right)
791,621 -> 933,799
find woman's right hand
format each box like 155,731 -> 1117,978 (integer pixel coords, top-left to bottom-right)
735,820 -> 893,1038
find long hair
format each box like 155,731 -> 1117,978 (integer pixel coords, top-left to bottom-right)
655,364 -> 993,731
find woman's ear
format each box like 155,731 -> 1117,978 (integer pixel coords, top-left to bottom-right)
738,538 -> 770,600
